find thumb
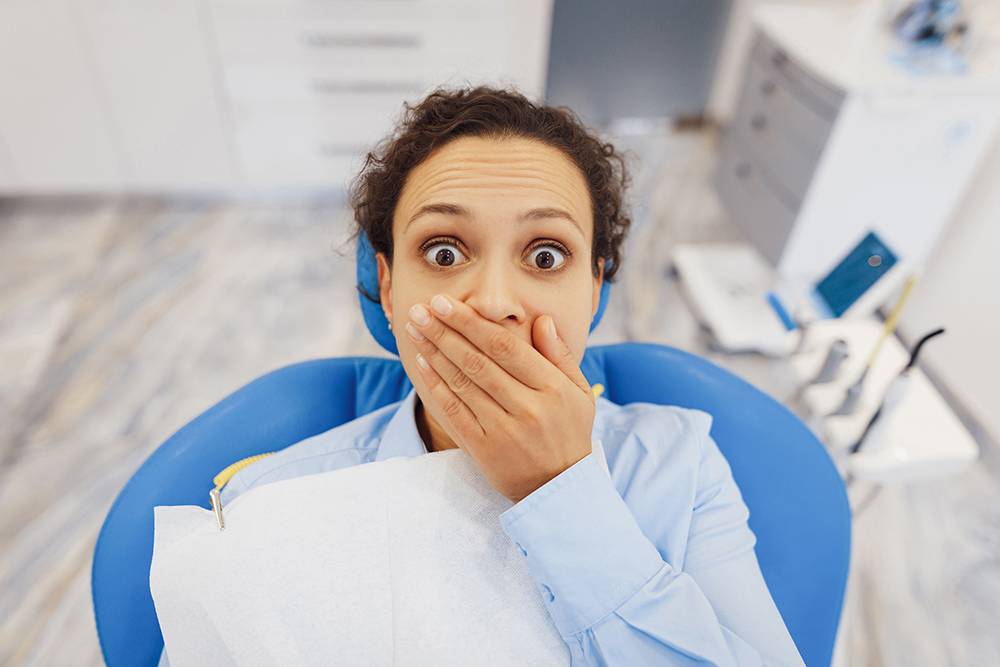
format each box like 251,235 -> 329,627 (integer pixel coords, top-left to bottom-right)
532,315 -> 593,398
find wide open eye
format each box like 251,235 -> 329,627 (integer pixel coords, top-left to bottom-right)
526,245 -> 566,270
423,243 -> 467,267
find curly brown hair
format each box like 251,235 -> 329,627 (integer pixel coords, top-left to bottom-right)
351,86 -> 630,284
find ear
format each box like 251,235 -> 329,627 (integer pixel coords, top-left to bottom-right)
376,252 -> 393,325
591,257 -> 605,318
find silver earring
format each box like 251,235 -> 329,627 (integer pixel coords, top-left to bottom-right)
388,321 -> 393,330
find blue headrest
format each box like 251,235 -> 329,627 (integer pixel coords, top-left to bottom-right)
357,232 -> 611,355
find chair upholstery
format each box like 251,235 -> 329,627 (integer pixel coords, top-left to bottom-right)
92,344 -> 850,667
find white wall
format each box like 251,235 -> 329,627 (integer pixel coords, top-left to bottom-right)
897,130 -> 1000,444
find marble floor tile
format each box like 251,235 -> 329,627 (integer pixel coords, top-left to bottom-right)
1,128 -> 998,666
0,195 -> 384,665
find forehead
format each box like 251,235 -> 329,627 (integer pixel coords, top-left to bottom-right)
393,136 -> 593,237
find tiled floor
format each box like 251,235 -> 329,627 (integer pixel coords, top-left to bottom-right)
1,130 -> 998,666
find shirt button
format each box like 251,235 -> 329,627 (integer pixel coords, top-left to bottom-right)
542,584 -> 554,602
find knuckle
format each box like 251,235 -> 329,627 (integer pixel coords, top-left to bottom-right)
487,330 -> 517,359
421,351 -> 440,371
521,403 -> 544,427
441,395 -> 464,419
425,344 -> 446,364
426,319 -> 448,343
464,350 -> 489,377
451,371 -> 475,393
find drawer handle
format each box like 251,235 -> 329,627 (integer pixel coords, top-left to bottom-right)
735,162 -> 751,179
760,80 -> 776,96
301,33 -> 420,50
750,114 -> 767,132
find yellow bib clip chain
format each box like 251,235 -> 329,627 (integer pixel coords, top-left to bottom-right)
209,452 -> 276,530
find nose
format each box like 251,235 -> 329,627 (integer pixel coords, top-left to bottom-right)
462,260 -> 526,326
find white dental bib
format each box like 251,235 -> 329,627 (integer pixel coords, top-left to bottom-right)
150,449 -> 569,666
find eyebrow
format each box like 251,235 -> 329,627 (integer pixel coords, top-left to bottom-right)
405,203 -> 469,233
404,203 -> 585,237
520,207 -> 586,237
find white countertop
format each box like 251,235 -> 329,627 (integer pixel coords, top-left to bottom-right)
753,2 -> 1000,93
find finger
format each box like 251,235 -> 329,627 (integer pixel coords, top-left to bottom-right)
406,312 -> 510,418
531,315 -> 594,400
408,302 -> 534,413
411,348 -> 486,447
421,295 -> 553,390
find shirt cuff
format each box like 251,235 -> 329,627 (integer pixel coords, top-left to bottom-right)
499,454 -> 664,637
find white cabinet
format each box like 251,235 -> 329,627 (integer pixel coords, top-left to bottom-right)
79,0 -> 238,189
717,4 -> 1000,284
206,0 -> 512,188
229,102 -> 374,188
0,0 -> 124,190
0,0 -> 553,192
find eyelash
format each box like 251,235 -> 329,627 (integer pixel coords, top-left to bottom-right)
418,236 -> 463,255
526,239 -> 571,259
418,237 -> 572,270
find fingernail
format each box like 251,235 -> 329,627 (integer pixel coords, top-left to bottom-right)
430,295 -> 452,316
416,353 -> 429,371
548,317 -> 558,340
409,304 -> 431,327
405,322 -> 425,341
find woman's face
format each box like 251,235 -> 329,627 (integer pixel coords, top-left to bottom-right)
376,136 -> 603,442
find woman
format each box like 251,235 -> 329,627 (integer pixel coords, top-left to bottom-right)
214,87 -> 804,666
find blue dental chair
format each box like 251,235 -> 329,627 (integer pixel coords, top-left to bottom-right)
92,237 -> 851,667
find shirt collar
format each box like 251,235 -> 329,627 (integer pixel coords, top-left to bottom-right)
374,389 -> 428,461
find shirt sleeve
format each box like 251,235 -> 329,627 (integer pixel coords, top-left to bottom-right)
499,438 -> 805,667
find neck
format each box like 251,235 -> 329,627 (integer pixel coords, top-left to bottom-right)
414,398 -> 459,452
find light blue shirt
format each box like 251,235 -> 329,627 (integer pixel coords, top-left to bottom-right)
174,391 -> 805,667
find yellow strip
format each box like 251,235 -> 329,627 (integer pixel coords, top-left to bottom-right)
866,274 -> 919,368
213,452 -> 276,491
592,383 -> 605,399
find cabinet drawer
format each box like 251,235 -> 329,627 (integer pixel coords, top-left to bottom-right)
751,33 -> 844,120
741,58 -> 836,156
211,12 -> 501,70
232,103 -> 391,187
730,61 -> 831,203
224,66 -> 428,104
715,135 -> 798,266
